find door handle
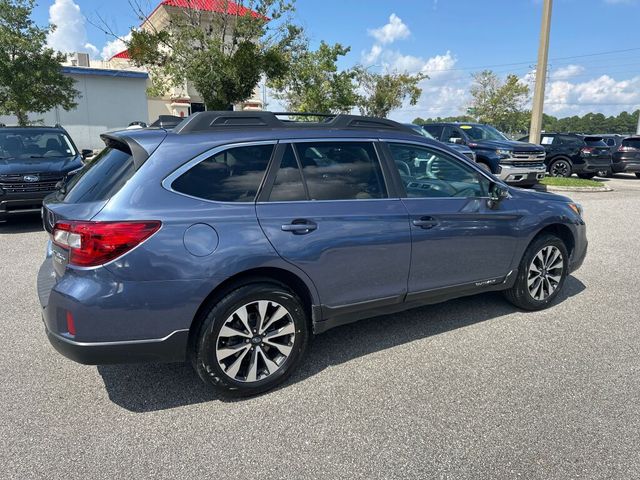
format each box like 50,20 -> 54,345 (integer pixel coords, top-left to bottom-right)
412,216 -> 439,229
281,220 -> 317,234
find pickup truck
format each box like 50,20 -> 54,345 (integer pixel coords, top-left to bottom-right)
423,122 -> 546,187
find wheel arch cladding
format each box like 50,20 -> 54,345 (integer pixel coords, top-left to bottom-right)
187,267 -> 316,351
533,223 -> 575,257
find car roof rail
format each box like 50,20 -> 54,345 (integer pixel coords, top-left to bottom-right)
172,111 -> 416,135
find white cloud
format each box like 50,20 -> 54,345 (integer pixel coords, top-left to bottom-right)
545,75 -> 640,116
368,14 -> 410,45
47,0 -> 99,58
550,64 -> 585,80
101,33 -> 132,60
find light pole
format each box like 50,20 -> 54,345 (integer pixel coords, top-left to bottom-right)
529,0 -> 553,144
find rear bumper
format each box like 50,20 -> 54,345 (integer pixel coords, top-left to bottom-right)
498,164 -> 546,184
573,158 -> 611,173
45,327 -> 188,365
37,256 -> 197,365
611,156 -> 640,173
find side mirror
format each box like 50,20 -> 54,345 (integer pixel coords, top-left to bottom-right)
81,149 -> 93,160
449,137 -> 464,145
487,182 -> 509,209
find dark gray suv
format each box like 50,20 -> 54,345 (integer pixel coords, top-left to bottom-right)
37,112 -> 588,396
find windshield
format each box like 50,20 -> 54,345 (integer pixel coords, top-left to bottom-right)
0,130 -> 77,161
460,124 -> 509,142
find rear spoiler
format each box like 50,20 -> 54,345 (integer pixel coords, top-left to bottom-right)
99,130 -> 167,170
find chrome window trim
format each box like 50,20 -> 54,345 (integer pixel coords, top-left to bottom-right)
161,140 -> 278,205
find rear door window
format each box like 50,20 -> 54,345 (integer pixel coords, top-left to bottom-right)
62,147 -> 134,203
293,142 -> 387,200
172,144 -> 274,202
268,145 -> 307,202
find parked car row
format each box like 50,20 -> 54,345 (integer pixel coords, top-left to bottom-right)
523,132 -> 640,179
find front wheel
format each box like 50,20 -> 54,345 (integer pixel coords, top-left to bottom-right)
192,282 -> 309,396
503,234 -> 569,310
548,159 -> 573,177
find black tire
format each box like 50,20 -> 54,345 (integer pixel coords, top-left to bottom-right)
548,158 -> 573,177
635,173 -> 640,179
503,234 -> 569,311
192,282 -> 309,396
577,173 -> 596,179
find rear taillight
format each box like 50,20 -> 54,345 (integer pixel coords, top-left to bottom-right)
618,145 -> 638,152
580,147 -> 594,155
52,221 -> 161,267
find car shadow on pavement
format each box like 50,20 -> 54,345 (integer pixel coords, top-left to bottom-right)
0,213 -> 43,234
98,275 -> 586,412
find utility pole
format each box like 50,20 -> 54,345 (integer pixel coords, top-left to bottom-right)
529,0 -> 553,144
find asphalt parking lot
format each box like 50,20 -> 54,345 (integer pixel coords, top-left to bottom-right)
1,175 -> 639,480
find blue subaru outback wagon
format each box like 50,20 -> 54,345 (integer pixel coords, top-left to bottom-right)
37,112 -> 587,395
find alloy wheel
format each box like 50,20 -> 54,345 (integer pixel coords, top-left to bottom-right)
550,160 -> 571,177
527,246 -> 564,301
215,301 -> 295,383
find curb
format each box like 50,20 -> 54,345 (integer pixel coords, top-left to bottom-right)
536,185 -> 613,193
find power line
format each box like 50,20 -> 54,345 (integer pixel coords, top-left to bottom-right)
421,46 -> 640,73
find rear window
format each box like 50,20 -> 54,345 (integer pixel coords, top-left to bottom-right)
172,144 -> 274,202
622,138 -> 640,149
62,147 -> 134,203
584,137 -> 607,147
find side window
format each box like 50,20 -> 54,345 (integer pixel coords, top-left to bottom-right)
389,143 -> 490,199
447,127 -> 465,144
422,125 -> 444,140
172,144 -> 273,202
268,145 -> 307,202
606,138 -> 615,147
294,142 -> 387,200
555,135 -> 580,147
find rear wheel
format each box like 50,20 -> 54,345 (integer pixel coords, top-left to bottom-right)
549,159 -> 572,177
635,173 -> 640,179
503,234 -> 569,310
192,282 -> 309,396
577,173 -> 596,179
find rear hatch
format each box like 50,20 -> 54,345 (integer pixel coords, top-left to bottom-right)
42,129 -> 166,276
617,137 -> 640,160
581,137 -> 611,164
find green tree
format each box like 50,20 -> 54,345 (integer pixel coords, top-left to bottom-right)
467,70 -> 529,132
353,68 -> 428,118
126,0 -> 301,110
0,0 -> 79,125
268,40 -> 358,114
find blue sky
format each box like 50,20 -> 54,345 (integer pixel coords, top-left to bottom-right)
34,0 -> 640,121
